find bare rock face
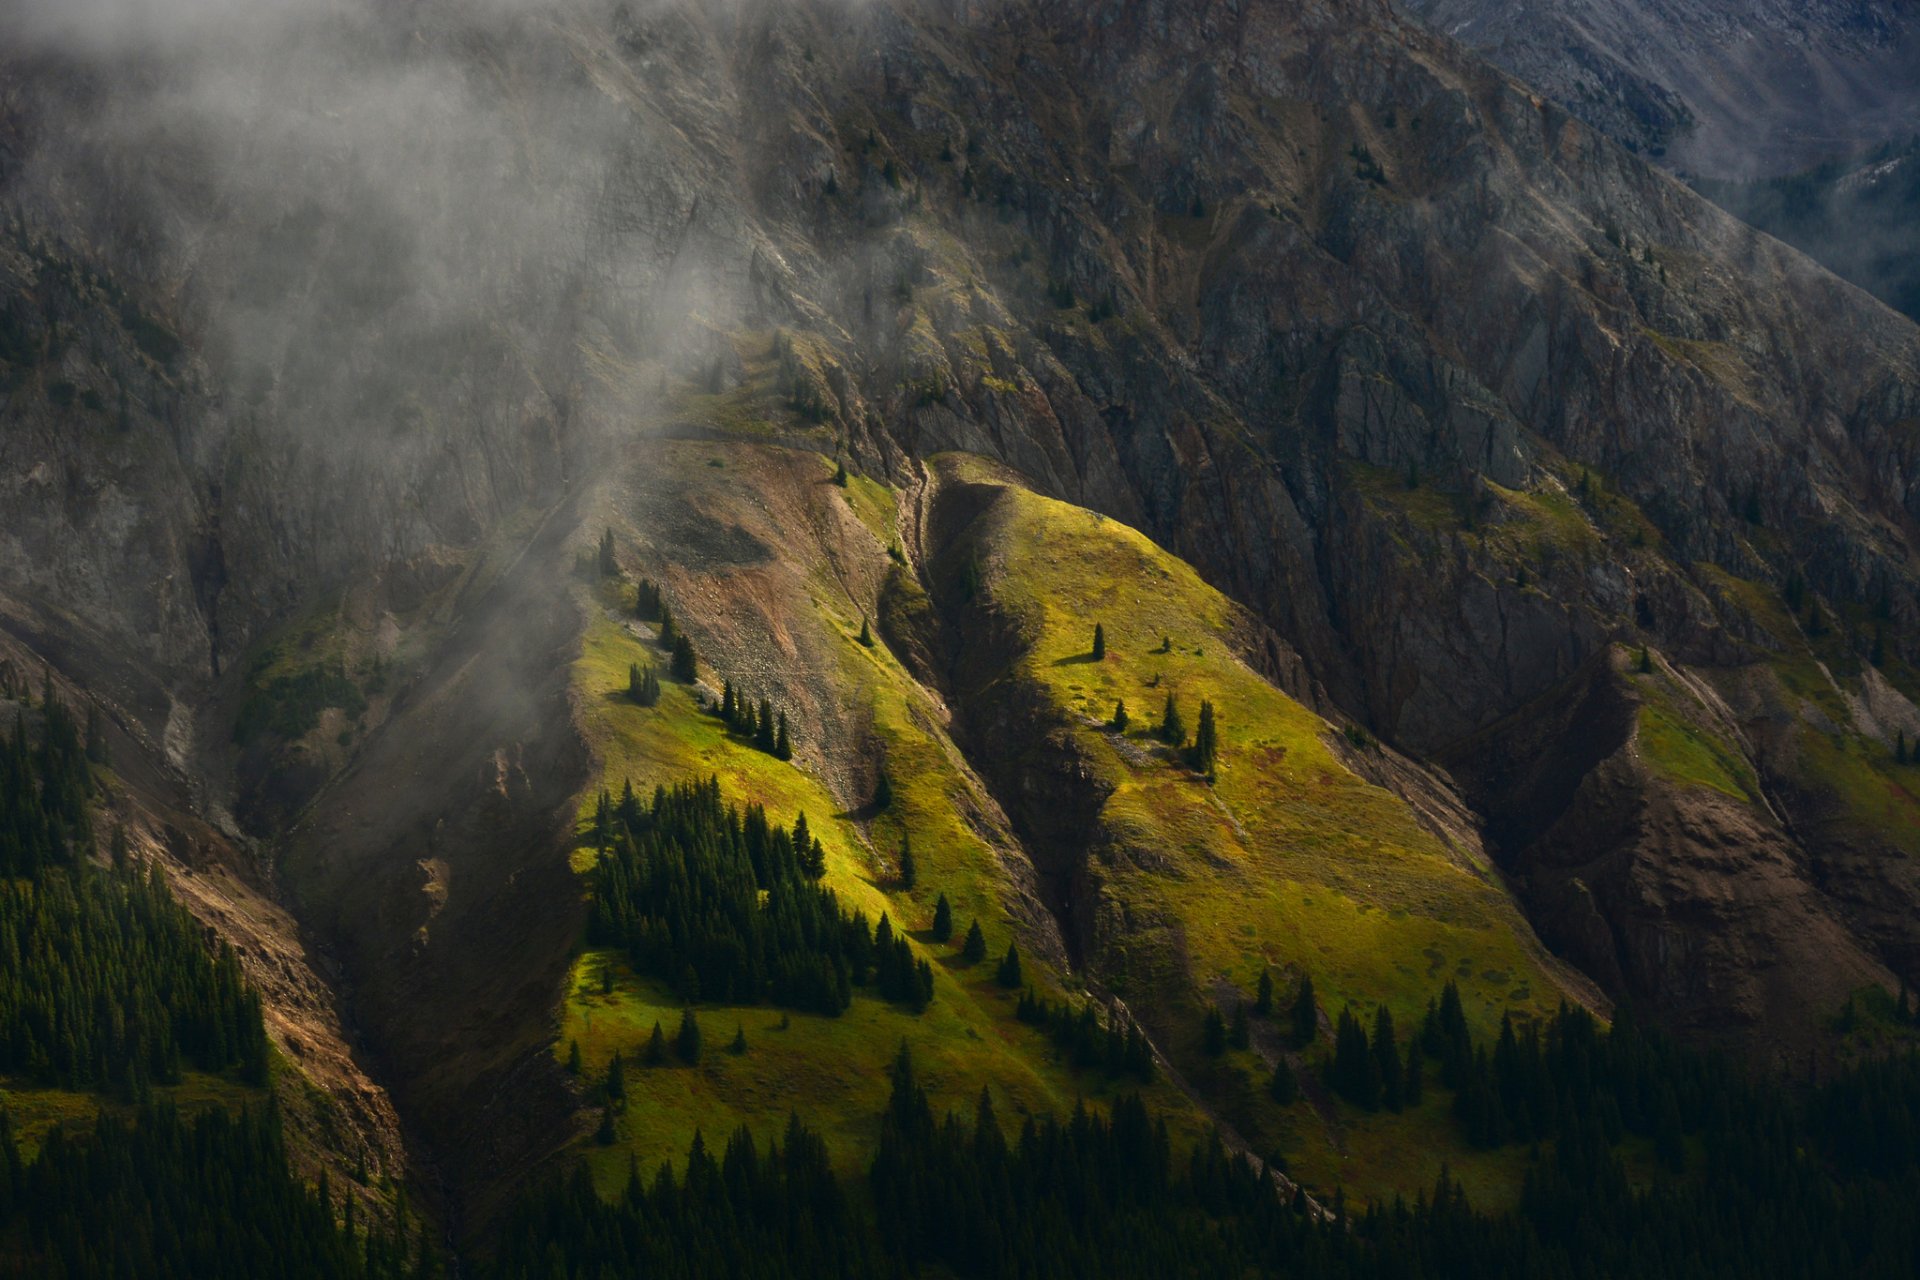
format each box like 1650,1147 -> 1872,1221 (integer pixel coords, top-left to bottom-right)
1403,0 -> 1920,178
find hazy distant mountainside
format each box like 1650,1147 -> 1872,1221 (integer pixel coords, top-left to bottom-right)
1696,137 -> 1920,321
5,0 -> 1920,1254
1402,0 -> 1920,179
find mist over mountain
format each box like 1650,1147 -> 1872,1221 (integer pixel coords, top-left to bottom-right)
1401,0 -> 1920,180
4,0 -> 1920,1273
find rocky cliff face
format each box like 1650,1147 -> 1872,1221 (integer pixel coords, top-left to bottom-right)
1402,0 -> 1920,178
6,0 -> 1920,1237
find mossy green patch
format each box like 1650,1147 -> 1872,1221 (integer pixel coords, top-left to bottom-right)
1634,703 -> 1754,801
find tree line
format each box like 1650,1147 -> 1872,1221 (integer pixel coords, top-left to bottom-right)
1,690 -> 269,1094
0,1101 -> 430,1279
498,1007 -> 1920,1280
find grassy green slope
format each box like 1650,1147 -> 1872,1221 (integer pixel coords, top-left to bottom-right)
549,432 -> 1597,1209
937,454 -> 1584,1202
559,441 -> 1206,1193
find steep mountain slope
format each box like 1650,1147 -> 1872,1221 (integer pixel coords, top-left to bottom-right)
1696,139 -> 1920,321
4,0 -> 1920,1250
1401,0 -> 1920,178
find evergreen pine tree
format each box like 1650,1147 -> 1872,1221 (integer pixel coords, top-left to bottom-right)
996,942 -> 1023,989
1110,699 -> 1129,732
898,831 -> 915,889
1268,1056 -> 1298,1105
1091,623 -> 1105,661
566,1040 -> 582,1075
1333,1007 -> 1381,1109
676,1009 -> 702,1064
931,893 -> 952,942
962,919 -> 987,963
1159,693 -> 1185,746
671,635 -> 698,682
1291,974 -> 1318,1047
775,711 -> 792,761
1637,645 -> 1654,674
730,1024 -> 747,1055
606,1051 -> 627,1101
1255,970 -> 1274,1015
1187,700 -> 1218,775
599,528 -> 617,576
1374,1005 -> 1404,1112
755,699 -> 777,752
658,603 -> 678,650
858,617 -> 874,648
1202,1006 -> 1228,1057
644,1022 -> 667,1066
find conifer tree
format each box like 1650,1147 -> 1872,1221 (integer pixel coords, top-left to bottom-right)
775,710 -> 793,761
1110,699 -> 1129,732
962,919 -> 987,963
676,1009 -> 702,1064
658,603 -> 678,650
1188,700 -> 1218,776
1091,623 -> 1106,660
1255,970 -> 1274,1016
898,831 -> 916,890
721,680 -> 736,723
1269,1056 -> 1299,1105
671,635 -> 698,683
1159,693 -> 1185,747
931,893 -> 952,942
1202,1005 -> 1228,1056
1374,1005 -> 1404,1112
606,1051 -> 627,1101
644,1022 -> 668,1066
730,1024 -> 747,1055
834,460 -> 849,486
599,528 -> 617,576
1291,974 -> 1318,1047
755,699 -> 777,752
635,578 -> 662,621
858,617 -> 874,647
1637,645 -> 1654,674
996,942 -> 1023,989
566,1040 -> 582,1075
1333,1006 -> 1381,1109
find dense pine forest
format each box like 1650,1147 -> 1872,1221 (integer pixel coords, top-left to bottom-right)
0,1103 -> 429,1280
0,691 -> 389,1277
499,1006 -> 1920,1280
587,777 -> 932,1014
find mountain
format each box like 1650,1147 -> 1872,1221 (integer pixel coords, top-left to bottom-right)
1694,138 -> 1920,321
1400,0 -> 1920,179
4,0 -> 1920,1263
